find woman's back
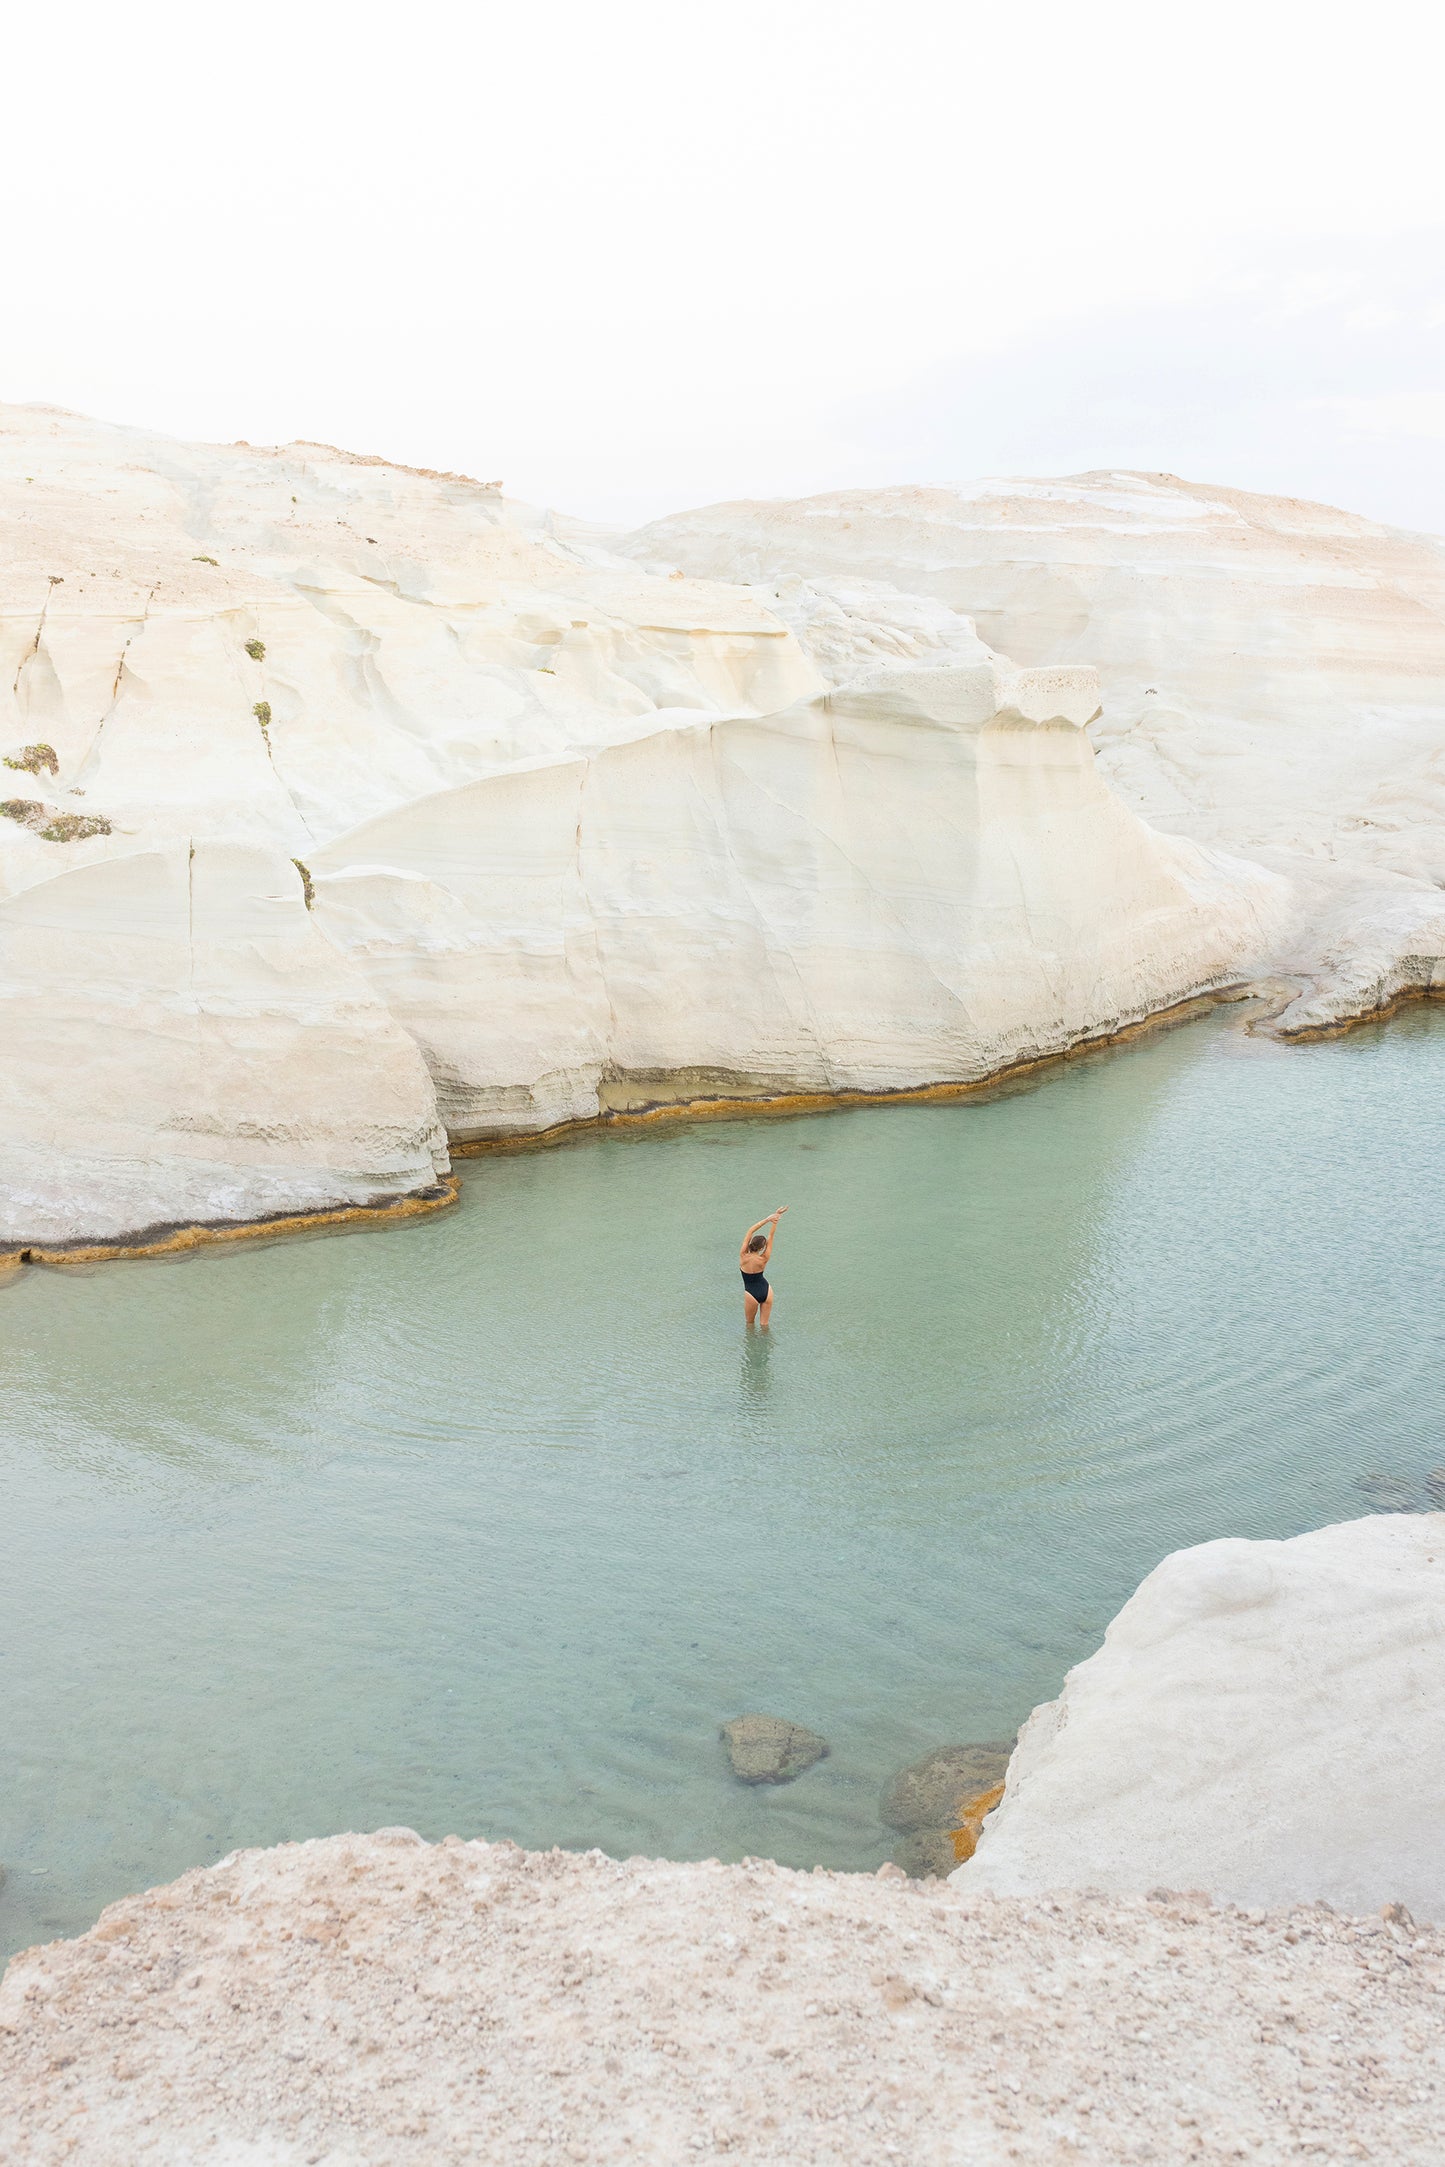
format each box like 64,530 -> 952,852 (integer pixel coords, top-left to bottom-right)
738,1207 -> 786,1326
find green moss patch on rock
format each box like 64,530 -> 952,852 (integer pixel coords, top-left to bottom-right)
39,812 -> 112,842
3,743 -> 59,777
2,798 -> 112,842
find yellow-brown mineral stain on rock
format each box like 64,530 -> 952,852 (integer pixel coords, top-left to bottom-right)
448,996 -> 1230,1159
881,1743 -> 1012,1834
884,1745 -> 1012,1878
950,1780 -> 1007,1863
8,1179 -> 460,1267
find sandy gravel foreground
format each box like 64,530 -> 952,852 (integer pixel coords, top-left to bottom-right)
2,1830 -> 1442,2165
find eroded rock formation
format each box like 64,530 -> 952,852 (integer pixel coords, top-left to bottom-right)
621,473 -> 1445,1034
1,409 -> 1289,1247
956,1515 -> 1445,1917
0,842 -> 448,1247
307,659 -> 1285,1140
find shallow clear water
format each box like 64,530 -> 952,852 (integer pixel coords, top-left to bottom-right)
3,1004 -> 1444,1958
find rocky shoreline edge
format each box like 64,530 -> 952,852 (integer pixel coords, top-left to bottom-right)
8,977 -> 1440,1270
0,1178 -> 461,1270
4,1516 -> 1442,2160
2,1829 -> 1440,2166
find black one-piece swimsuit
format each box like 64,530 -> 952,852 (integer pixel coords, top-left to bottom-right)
741,1269 -> 770,1302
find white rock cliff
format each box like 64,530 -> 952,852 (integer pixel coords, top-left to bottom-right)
622,473 -> 1445,1034
957,1515 -> 1445,1919
0,842 -> 448,1247
308,659 -> 1284,1140
1,409 -> 1289,1246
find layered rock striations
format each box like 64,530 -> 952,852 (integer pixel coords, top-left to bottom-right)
308,660 -> 1285,1139
1,409 -> 1287,1246
621,473 -> 1445,1032
0,843 -> 449,1248
956,1515 -> 1445,1918
0,405 -> 811,1244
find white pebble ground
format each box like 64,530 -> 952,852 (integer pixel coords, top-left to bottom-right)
2,1831 -> 1442,2163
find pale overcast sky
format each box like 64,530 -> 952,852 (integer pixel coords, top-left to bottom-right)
3,0 -> 1442,530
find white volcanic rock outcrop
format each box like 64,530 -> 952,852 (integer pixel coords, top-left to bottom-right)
957,1515 -> 1445,1919
0,409 -> 1284,1244
621,474 -> 1445,1032
0,843 -> 447,1247
0,404 -> 809,1244
308,659 -> 1284,1139
4,1830 -> 1443,2165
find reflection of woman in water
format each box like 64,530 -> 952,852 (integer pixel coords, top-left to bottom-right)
739,1206 -> 787,1329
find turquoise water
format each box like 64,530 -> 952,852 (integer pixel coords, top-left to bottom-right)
3,1005 -> 1444,1959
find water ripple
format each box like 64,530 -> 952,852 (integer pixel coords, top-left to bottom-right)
3,1006 -> 1444,1958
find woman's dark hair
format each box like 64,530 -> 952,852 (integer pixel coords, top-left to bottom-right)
747,1231 -> 767,1253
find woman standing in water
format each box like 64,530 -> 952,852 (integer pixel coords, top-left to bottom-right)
739,1206 -> 787,1328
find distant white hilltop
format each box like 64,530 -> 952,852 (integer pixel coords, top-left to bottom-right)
2,408 -> 1441,1250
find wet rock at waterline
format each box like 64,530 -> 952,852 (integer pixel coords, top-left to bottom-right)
720,1715 -> 829,1785
880,1742 -> 1012,1831
889,1770 -> 1010,1880
895,1829 -> 965,1880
